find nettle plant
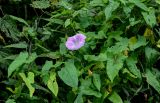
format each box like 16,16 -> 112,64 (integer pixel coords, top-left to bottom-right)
0,0 -> 160,102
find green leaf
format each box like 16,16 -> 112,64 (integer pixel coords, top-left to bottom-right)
105,1 -> 119,21
58,0 -> 72,10
45,18 -> 64,25
4,42 -> 28,49
122,68 -> 137,79
106,53 -> 126,82
89,0 -> 104,7
93,73 -> 101,91
19,72 -> 35,97
41,61 -> 53,85
31,0 -> 50,9
119,0 -> 126,4
156,0 -> 160,4
84,53 -> 107,62
79,78 -> 102,98
25,52 -> 37,64
47,72 -> 58,96
129,36 -> 147,51
8,52 -> 28,77
145,47 -> 160,65
81,88 -> 102,97
142,8 -> 156,27
9,15 -> 29,26
58,60 -> 78,87
41,61 -> 53,76
107,38 -> 129,54
64,19 -> 71,28
0,15 -> 20,41
126,57 -> 141,80
129,0 -> 148,11
5,99 -> 16,103
108,91 -> 123,103
60,43 -> 67,55
74,94 -> 83,103
39,52 -> 60,59
146,70 -> 160,94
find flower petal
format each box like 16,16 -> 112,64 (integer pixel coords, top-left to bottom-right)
65,33 -> 86,50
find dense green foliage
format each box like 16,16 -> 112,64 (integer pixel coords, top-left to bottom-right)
0,0 -> 160,103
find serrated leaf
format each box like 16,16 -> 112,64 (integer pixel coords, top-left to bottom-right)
122,68 -> 137,79
108,91 -> 123,103
106,53 -> 126,82
105,1 -> 119,21
47,72 -> 58,96
107,38 -> 129,54
0,15 -> 20,41
93,73 -> 101,91
4,42 -> 28,49
142,8 -> 156,27
145,47 -> 160,67
58,60 -> 78,87
79,78 -> 102,98
129,36 -> 147,50
146,70 -> 160,94
129,0 -> 148,11
126,57 -> 141,80
9,15 -> 29,26
19,72 -> 35,97
31,1 -> 50,9
8,52 -> 28,77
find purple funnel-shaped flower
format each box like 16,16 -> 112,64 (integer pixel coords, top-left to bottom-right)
65,33 -> 86,50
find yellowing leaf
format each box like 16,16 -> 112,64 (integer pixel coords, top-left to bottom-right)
47,72 -> 58,96
0,34 -> 5,43
129,36 -> 137,45
157,40 -> 160,48
19,72 -> 35,97
129,36 -> 147,50
157,15 -> 160,23
144,28 -> 155,44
